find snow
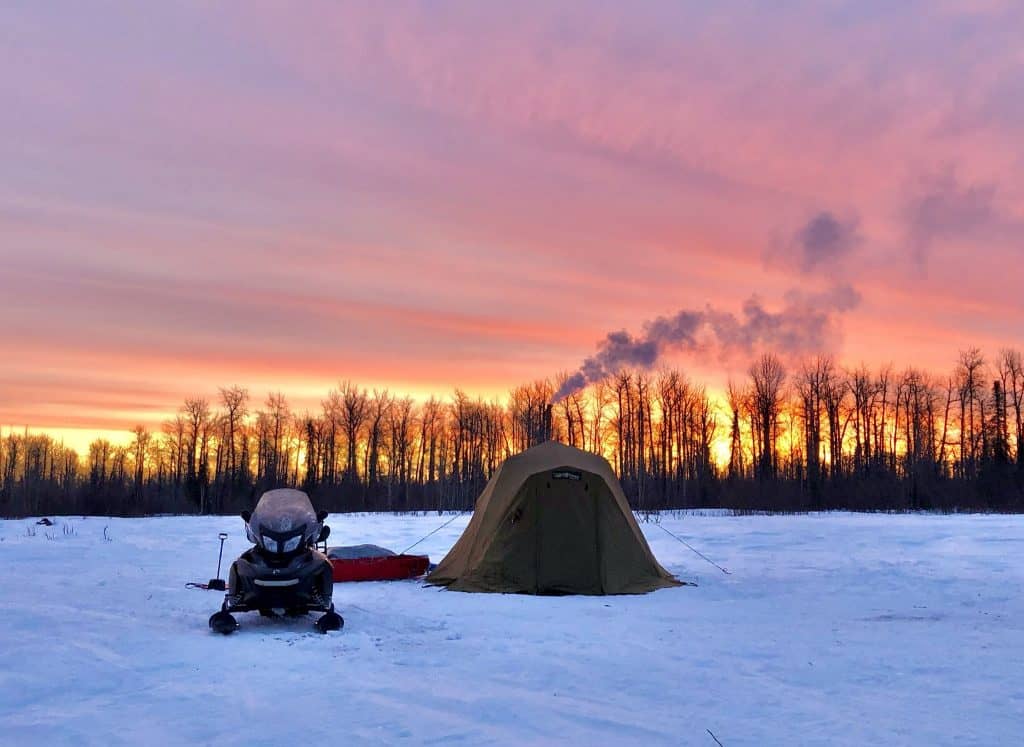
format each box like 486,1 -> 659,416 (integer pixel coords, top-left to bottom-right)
1,512 -> 1022,746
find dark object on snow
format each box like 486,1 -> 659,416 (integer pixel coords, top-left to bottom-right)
208,489 -> 343,635
327,544 -> 396,560
36,518 -> 54,526
327,544 -> 429,582
427,441 -> 681,595
206,532 -> 229,591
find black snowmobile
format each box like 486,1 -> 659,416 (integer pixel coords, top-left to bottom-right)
209,489 -> 344,635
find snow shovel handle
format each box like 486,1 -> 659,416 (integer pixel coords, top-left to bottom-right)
215,532 -> 228,579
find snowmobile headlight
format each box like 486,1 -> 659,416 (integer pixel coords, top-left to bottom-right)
261,534 -> 279,553
281,534 -> 303,553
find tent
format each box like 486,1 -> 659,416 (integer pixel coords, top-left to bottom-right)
426,441 -> 681,595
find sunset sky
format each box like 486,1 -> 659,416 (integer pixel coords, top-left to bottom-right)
2,2 -> 1023,453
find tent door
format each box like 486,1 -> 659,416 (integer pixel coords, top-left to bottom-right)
535,476 -> 601,594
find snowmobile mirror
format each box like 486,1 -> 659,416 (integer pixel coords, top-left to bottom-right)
318,525 -> 331,542
316,510 -> 328,522
240,510 -> 252,523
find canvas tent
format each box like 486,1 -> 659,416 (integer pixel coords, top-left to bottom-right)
426,441 -> 680,595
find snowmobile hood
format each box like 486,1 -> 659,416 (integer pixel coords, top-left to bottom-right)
248,489 -> 319,543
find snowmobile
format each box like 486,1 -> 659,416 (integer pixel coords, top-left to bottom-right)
208,489 -> 344,635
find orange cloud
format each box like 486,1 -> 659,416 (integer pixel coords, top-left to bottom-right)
2,1 -> 1022,445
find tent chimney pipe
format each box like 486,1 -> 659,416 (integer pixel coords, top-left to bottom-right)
544,404 -> 553,442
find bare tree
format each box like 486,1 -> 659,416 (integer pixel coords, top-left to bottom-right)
218,386 -> 248,485
335,382 -> 368,485
749,354 -> 787,479
725,380 -> 747,479
365,389 -> 392,488
261,392 -> 291,487
795,357 -> 830,487
130,425 -> 150,506
957,348 -> 985,478
999,349 -> 1024,468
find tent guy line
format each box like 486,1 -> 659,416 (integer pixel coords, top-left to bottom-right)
654,523 -> 732,575
400,511 -> 468,556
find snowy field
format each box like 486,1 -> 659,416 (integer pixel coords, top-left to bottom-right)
1,512 -> 1022,746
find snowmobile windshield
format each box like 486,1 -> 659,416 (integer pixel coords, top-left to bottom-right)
247,489 -> 320,553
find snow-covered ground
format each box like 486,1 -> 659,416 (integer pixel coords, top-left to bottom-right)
1,512 -> 1022,746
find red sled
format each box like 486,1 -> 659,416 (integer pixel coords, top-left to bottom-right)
329,552 -> 430,583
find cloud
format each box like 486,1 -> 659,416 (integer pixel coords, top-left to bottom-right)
905,170 -> 1001,262
3,2 -> 1023,434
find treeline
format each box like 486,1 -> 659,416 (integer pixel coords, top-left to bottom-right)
3,347 -> 1024,517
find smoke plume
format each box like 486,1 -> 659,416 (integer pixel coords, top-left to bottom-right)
795,212 -> 860,271
763,211 -> 861,274
551,283 -> 860,402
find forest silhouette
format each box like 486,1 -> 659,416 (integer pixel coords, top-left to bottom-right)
3,347 -> 1024,517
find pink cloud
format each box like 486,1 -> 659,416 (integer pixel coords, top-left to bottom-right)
1,1 -> 1022,438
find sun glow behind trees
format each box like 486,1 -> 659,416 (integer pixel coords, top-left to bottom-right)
2,346 -> 1024,517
